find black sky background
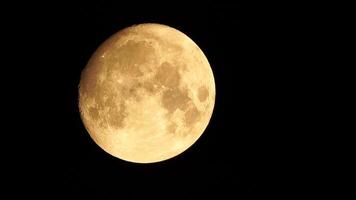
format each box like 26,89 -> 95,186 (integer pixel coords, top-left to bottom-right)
3,2 -> 311,199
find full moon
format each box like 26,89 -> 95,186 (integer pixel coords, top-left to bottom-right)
79,23 -> 215,163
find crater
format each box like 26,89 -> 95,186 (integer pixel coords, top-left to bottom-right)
198,86 -> 209,102
91,87 -> 128,129
90,81 -> 113,104
82,74 -> 131,130
155,62 -> 180,88
161,88 -> 191,114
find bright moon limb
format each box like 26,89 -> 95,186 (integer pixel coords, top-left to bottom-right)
79,23 -> 215,163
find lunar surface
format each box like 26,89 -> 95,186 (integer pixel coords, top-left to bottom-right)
79,23 -> 215,163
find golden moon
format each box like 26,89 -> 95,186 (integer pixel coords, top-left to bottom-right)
79,23 -> 215,163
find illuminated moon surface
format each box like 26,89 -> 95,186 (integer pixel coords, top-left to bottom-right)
79,23 -> 215,163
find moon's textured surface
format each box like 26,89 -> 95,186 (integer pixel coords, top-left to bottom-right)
79,23 -> 215,163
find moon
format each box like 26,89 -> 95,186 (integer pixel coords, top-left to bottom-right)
79,23 -> 215,163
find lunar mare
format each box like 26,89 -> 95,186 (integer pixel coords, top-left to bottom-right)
79,23 -> 215,163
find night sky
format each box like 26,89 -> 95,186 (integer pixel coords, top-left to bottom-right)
5,2 -> 303,199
